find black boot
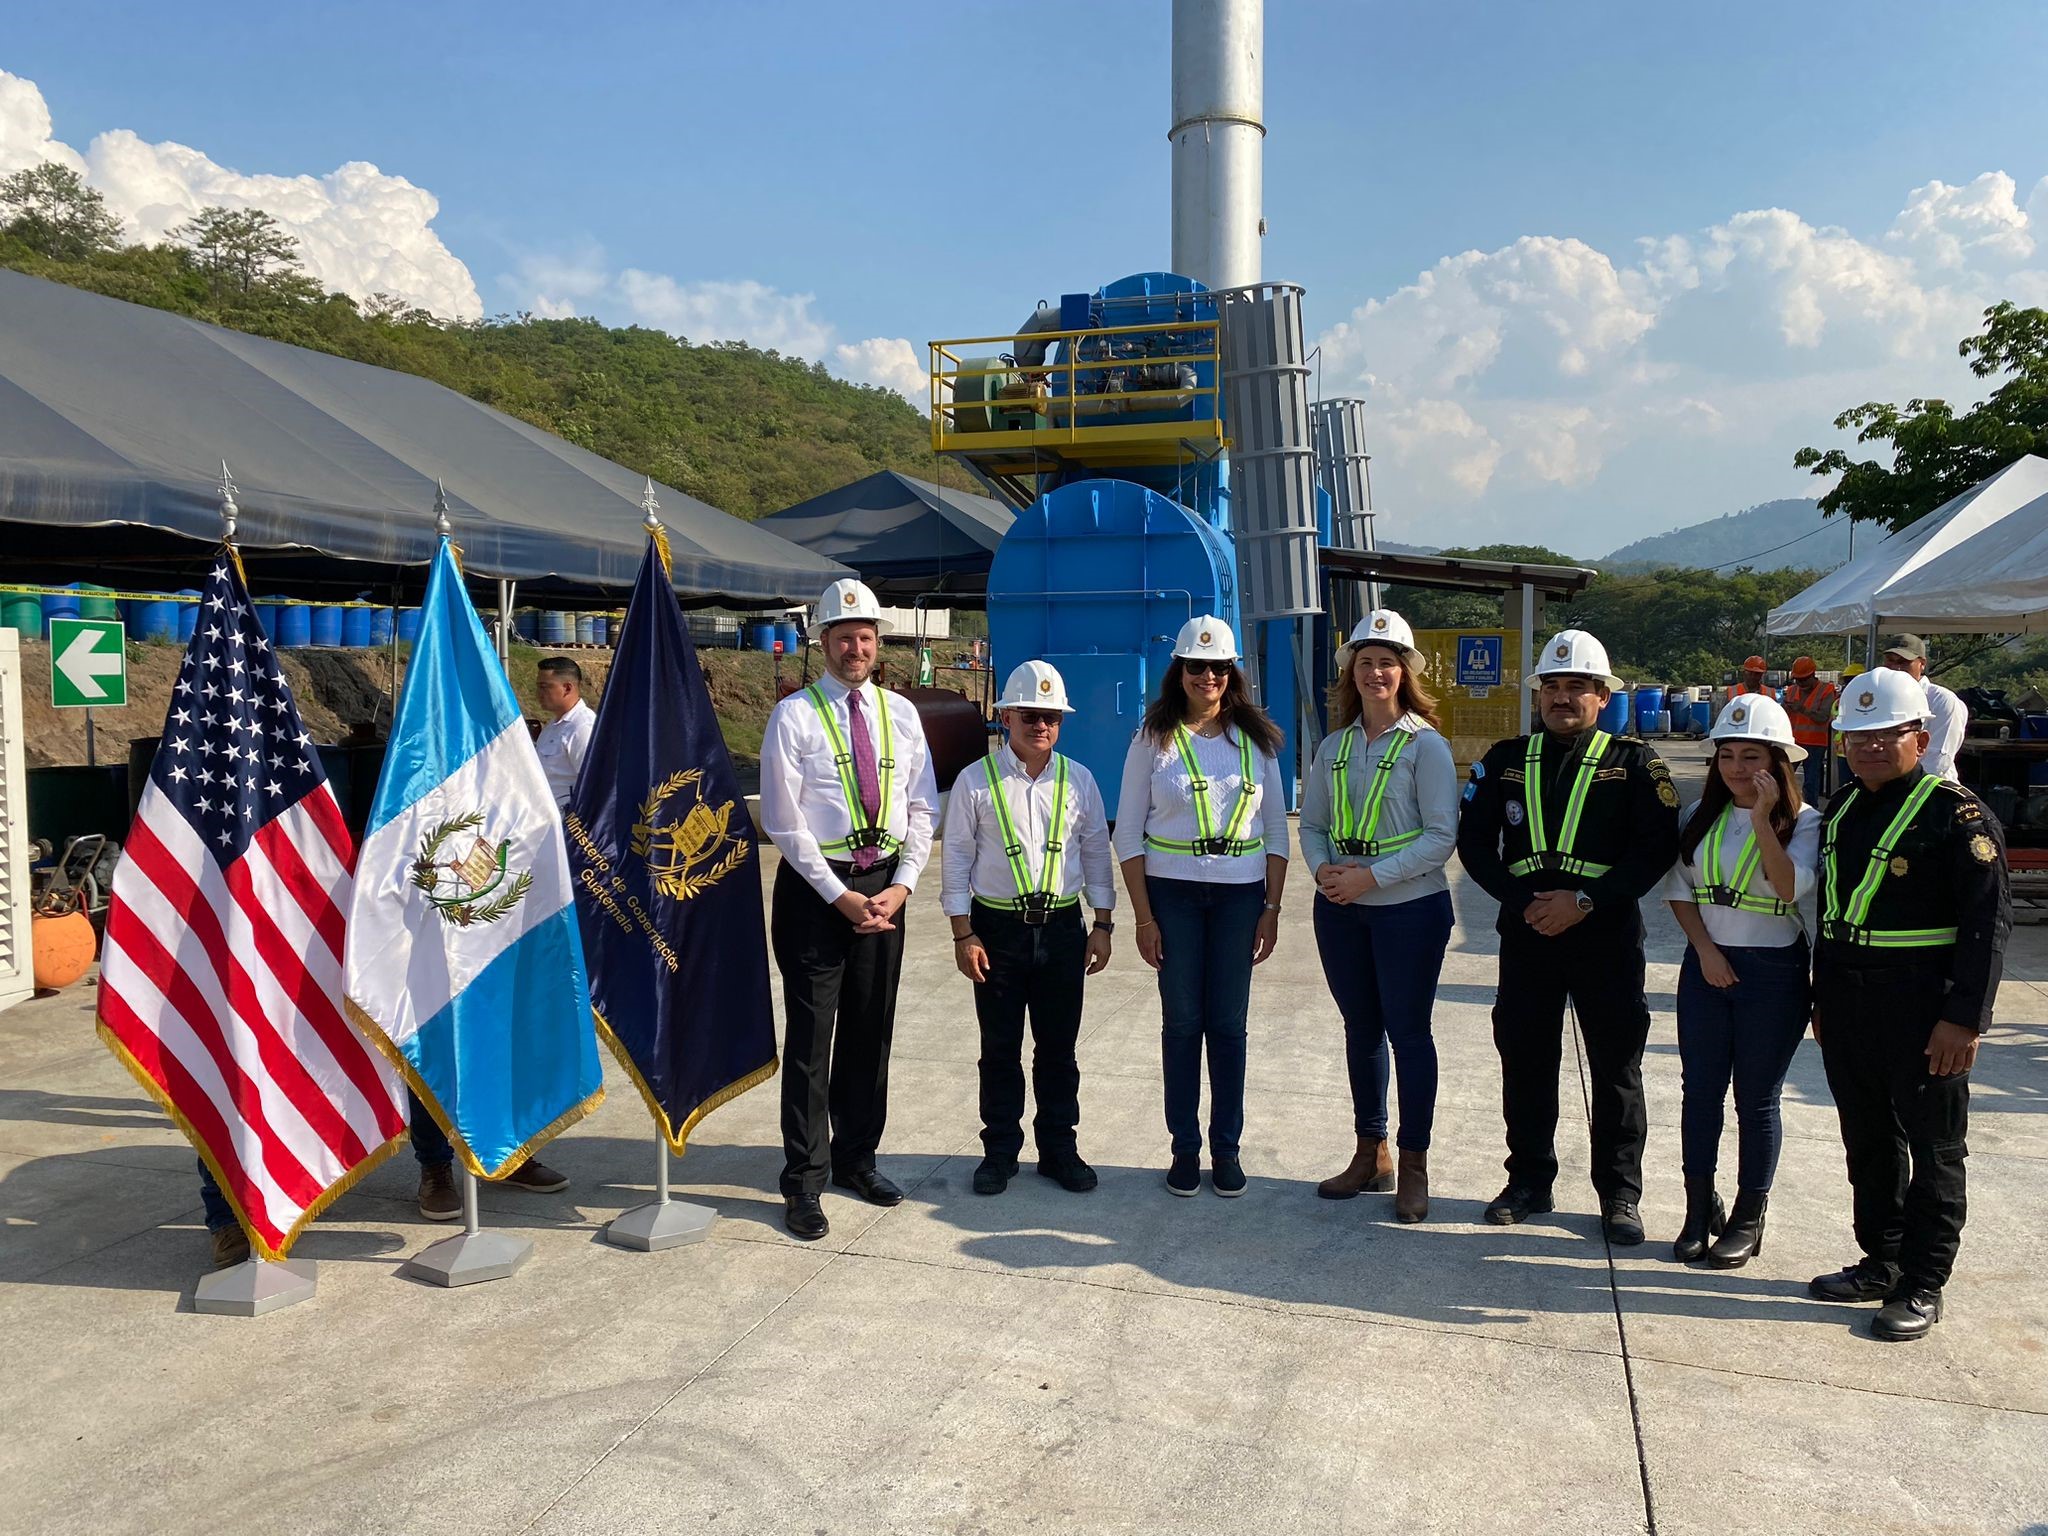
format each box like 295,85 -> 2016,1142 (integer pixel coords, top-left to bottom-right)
1672,1179 -> 1725,1263
1707,1189 -> 1767,1268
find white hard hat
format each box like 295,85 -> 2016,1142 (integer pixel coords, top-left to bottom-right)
1173,614 -> 1239,662
1528,629 -> 1622,692
811,578 -> 893,640
1342,609 -> 1425,672
1835,667 -> 1928,734
996,660 -> 1075,713
1710,694 -> 1806,763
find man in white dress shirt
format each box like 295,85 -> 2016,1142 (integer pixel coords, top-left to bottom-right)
758,579 -> 939,1240
1881,636 -> 1968,781
942,662 -> 1115,1197
534,656 -> 596,810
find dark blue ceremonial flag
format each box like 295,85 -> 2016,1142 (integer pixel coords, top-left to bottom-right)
565,536 -> 777,1151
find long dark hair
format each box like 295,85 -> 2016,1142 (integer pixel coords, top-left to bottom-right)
1141,658 -> 1284,755
1678,741 -> 1803,863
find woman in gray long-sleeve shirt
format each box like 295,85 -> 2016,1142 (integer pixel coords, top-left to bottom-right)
1301,610 -> 1460,1222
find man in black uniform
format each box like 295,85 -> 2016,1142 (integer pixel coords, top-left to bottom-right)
1808,667 -> 2010,1341
1457,628 -> 1681,1244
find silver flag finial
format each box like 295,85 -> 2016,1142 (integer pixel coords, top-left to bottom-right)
433,480 -> 452,537
641,476 -> 663,532
218,460 -> 239,543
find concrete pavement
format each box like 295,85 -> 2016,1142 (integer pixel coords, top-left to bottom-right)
3,781 -> 2046,1534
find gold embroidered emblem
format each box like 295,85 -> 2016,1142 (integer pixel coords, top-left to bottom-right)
1859,690 -> 1875,709
411,812 -> 532,928
841,585 -> 856,605
632,769 -> 748,901
1731,706 -> 1747,725
1199,630 -> 1213,646
1039,677 -> 1053,694
1373,616 -> 1388,630
1889,855 -> 1909,877
1555,642 -> 1570,660
1969,833 -> 1997,865
1657,782 -> 1679,808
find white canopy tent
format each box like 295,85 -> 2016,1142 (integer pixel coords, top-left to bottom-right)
1766,455 -> 2048,637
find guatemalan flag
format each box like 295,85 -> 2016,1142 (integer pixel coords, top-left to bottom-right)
344,538 -> 604,1175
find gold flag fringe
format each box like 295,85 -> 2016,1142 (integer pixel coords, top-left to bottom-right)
94,1020 -> 406,1262
651,525 -> 673,578
342,996 -> 605,1180
591,1005 -> 778,1156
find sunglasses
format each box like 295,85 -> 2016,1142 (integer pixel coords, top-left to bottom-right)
1182,659 -> 1234,677
1011,710 -> 1062,727
1844,725 -> 1922,747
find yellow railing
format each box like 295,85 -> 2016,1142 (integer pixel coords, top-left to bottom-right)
927,317 -> 1227,464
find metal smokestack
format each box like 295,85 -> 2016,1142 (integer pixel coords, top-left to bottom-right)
1170,0 -> 1264,291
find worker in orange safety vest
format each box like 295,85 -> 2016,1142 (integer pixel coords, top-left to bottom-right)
1729,655 -> 1773,701
1781,656 -> 1839,803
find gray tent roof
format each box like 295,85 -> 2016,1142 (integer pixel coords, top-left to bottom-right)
0,268 -> 850,605
756,470 -> 1012,601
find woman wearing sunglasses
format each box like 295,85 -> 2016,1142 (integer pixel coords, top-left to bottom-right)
1114,615 -> 1289,1198
1659,693 -> 1818,1268
1299,610 -> 1459,1222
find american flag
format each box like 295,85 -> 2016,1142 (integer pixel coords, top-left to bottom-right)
97,555 -> 407,1260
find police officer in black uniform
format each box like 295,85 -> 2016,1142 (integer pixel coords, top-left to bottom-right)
1457,629 -> 1681,1244
1808,667 -> 2010,1341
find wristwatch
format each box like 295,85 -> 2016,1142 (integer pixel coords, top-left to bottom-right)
1573,891 -> 1595,914
1092,920 -> 1114,934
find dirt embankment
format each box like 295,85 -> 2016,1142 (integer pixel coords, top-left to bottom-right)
19,637 -> 989,770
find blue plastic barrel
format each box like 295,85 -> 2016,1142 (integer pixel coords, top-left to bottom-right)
370,607 -> 395,645
310,605 -> 345,646
341,606 -> 374,647
176,592 -> 201,641
575,615 -> 596,644
41,589 -> 81,625
253,601 -> 280,639
746,621 -> 778,652
592,615 -> 609,645
540,611 -> 572,647
131,597 -> 178,642
276,604 -> 313,648
1692,700 -> 1713,734
778,621 -> 801,653
1634,685 -> 1666,735
513,610 -> 539,642
1597,691 -> 1631,736
397,607 -> 422,642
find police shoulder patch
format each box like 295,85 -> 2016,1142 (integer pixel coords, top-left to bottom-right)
1970,832 -> 1998,865
1657,781 -> 1679,808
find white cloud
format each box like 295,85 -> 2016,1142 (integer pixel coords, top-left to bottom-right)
832,336 -> 928,400
1317,173 -> 2048,553
0,68 -> 480,318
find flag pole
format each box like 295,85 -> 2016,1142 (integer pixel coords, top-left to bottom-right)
399,482 -> 536,1288
193,458 -> 318,1317
602,481 -> 718,1254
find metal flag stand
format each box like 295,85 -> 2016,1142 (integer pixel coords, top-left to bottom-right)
402,1169 -> 533,1286
602,484 -> 719,1255
193,461 -> 319,1317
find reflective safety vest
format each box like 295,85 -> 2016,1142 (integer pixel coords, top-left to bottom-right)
803,683 -> 900,859
1782,680 -> 1837,747
978,749 -> 1075,922
1690,805 -> 1793,915
1507,730 -> 1614,878
1819,776 -> 1957,948
1328,725 -> 1423,858
1145,725 -> 1264,857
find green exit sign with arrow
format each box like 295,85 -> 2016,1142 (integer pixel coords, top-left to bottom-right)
49,617 -> 129,708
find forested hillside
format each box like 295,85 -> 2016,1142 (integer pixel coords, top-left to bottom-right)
1600,497 -> 1849,572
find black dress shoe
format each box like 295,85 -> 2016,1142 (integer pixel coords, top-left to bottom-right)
1484,1184 -> 1554,1225
831,1168 -> 904,1207
1705,1190 -> 1767,1269
972,1157 -> 1015,1196
1872,1287 -> 1944,1341
1037,1153 -> 1097,1192
1602,1198 -> 1646,1247
783,1194 -> 828,1241
1809,1257 -> 1900,1304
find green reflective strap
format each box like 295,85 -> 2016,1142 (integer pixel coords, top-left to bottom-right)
1843,776 -> 1943,928
1330,727 -> 1359,841
1515,730 -> 1610,875
1820,787 -> 1859,929
1820,776 -> 1950,946
1555,731 -> 1612,855
1692,805 -> 1791,916
1331,726 -> 1412,851
805,683 -> 901,857
1163,725 -> 1260,853
1820,921 -> 1958,948
1171,727 -> 1218,842
983,750 -> 1034,895
1220,728 -> 1258,844
1145,836 -> 1265,856
981,751 -> 1070,900
1522,733 -> 1548,853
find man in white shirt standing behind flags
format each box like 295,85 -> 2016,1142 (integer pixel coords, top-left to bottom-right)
942,661 -> 1116,1197
533,656 -> 596,810
759,578 -> 939,1241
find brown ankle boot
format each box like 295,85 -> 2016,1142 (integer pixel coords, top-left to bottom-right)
1317,1137 -> 1394,1200
1394,1149 -> 1429,1223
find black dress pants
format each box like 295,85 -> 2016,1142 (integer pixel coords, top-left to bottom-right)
772,859 -> 905,1196
970,900 -> 1086,1163
1492,919 -> 1652,1202
1816,958 -> 1970,1291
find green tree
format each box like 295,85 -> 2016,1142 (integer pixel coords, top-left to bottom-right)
172,205 -> 309,300
0,162 -> 123,260
1380,543 -> 1583,630
1793,301 -> 2048,530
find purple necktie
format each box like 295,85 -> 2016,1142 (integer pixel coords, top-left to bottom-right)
846,687 -> 883,870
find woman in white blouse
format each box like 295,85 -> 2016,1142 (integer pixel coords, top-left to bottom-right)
1115,615 -> 1288,1199
1661,693 -> 1820,1269
1299,610 -> 1459,1223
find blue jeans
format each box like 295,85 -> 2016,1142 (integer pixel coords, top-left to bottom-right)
1676,940 -> 1811,1190
196,1089 -> 452,1231
1150,876 -> 1265,1159
1312,889 -> 1454,1150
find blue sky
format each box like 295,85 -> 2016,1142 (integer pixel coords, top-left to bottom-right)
7,1 -> 2048,557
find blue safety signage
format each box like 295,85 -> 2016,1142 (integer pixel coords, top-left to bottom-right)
1456,635 -> 1503,688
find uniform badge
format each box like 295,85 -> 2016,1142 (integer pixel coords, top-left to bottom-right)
1038,677 -> 1053,694
1889,855 -> 1909,877
1657,782 -> 1679,808
1970,833 -> 1997,865
841,584 -> 857,605
1199,630 -> 1213,646
1373,616 -> 1388,630
1505,800 -> 1524,826
1858,690 -> 1875,708
1730,706 -> 1747,724
1554,642 -> 1570,660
